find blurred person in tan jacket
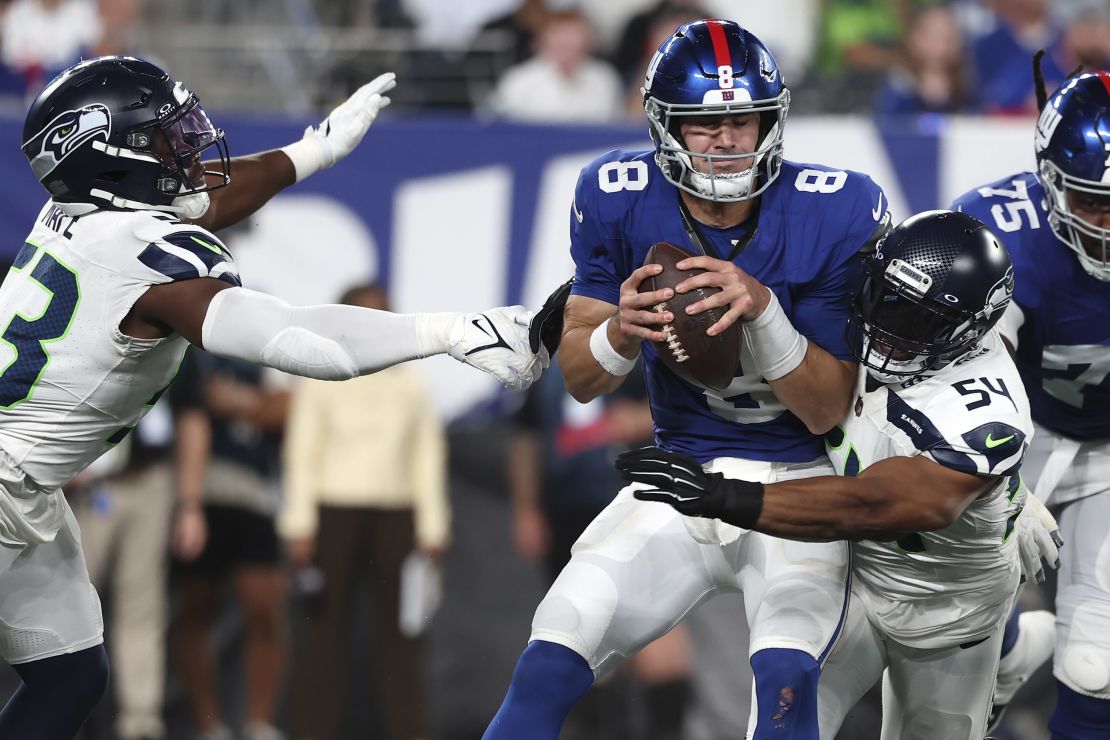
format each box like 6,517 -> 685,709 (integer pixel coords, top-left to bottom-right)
280,282 -> 449,740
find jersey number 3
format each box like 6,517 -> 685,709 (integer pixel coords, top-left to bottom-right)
0,243 -> 81,408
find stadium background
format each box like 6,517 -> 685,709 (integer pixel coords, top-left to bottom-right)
0,0 -> 1097,737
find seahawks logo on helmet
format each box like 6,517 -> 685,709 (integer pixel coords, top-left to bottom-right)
25,104 -> 111,181
980,266 -> 1014,320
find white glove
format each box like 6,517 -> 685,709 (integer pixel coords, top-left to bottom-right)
1017,491 -> 1063,584
446,306 -> 550,391
280,72 -> 397,182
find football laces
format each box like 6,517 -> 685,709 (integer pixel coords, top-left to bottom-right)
654,300 -> 689,363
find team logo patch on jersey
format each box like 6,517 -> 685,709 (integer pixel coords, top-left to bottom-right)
25,105 -> 111,181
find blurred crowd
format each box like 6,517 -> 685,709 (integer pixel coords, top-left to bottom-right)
0,2 -> 1097,740
0,0 -> 1108,118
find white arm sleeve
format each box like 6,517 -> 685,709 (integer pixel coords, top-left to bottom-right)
200,287 -> 456,381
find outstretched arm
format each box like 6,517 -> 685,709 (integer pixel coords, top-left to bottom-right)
191,73 -> 397,233
126,277 -> 546,390
617,448 -> 990,541
190,150 -> 295,232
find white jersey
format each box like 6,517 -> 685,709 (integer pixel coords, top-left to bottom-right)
825,331 -> 1033,649
0,201 -> 238,543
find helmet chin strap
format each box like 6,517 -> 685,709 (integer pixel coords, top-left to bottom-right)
171,191 -> 211,220
863,347 -> 931,384
83,187 -> 212,219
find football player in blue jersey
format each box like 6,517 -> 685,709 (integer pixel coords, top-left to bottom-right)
484,20 -> 891,740
951,67 -> 1110,739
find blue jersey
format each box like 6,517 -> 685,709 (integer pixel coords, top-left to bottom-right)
952,172 -> 1110,440
570,150 -> 888,462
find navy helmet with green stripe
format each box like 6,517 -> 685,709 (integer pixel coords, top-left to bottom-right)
21,56 -> 230,217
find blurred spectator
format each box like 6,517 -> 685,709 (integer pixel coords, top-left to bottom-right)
70,354 -> 208,740
1060,3 -> 1110,72
613,2 -> 707,117
971,0 -> 1067,114
91,0 -> 140,57
479,0 -> 563,65
816,0 -> 910,74
809,0 -> 927,112
874,4 -> 970,114
486,8 -> 623,122
0,0 -> 102,91
174,355 -> 290,740
506,362 -> 692,738
279,282 -> 449,740
726,0 -> 821,89
612,0 -> 709,86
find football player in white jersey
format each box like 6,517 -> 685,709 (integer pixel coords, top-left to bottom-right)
0,56 -> 546,739
618,210 -> 1058,739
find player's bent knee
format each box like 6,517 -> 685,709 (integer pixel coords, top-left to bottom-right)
1058,645 -> 1110,698
531,560 -> 620,668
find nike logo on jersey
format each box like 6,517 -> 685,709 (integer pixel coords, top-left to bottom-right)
464,315 -> 511,356
985,433 -> 1015,448
190,235 -> 223,254
572,195 -> 584,224
872,192 -> 885,221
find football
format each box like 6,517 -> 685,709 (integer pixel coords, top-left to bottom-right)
639,242 -> 741,391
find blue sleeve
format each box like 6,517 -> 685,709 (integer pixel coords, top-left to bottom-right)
569,153 -> 622,306
949,186 -> 991,219
792,174 -> 889,360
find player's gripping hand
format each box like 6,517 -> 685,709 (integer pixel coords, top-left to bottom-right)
281,72 -> 397,181
1016,492 -> 1063,584
673,255 -> 772,335
617,263 -> 674,344
447,306 -> 549,391
616,446 -> 763,528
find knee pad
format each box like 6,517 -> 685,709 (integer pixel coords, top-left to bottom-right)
1058,644 -> 1110,698
1049,681 -> 1110,739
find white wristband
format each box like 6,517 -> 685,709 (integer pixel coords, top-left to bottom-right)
742,289 -> 809,381
280,131 -> 331,183
590,318 -> 639,376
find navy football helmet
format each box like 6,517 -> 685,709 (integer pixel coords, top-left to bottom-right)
642,20 -> 788,202
849,210 -> 1014,381
21,56 -> 230,218
1034,71 -> 1110,281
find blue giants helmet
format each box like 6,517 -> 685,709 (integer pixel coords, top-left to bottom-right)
849,211 -> 1014,382
1034,71 -> 1110,281
21,56 -> 230,219
642,20 -> 789,202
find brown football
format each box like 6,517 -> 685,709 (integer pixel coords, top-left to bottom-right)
639,242 -> 741,391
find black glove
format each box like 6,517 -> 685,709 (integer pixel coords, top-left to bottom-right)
615,446 -> 764,528
529,278 -> 573,356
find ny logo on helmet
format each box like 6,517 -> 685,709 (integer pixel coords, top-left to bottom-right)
1034,102 -> 1063,151
26,104 -> 111,181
